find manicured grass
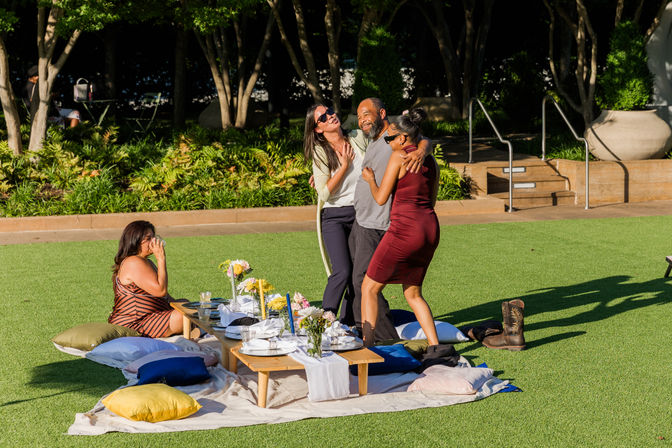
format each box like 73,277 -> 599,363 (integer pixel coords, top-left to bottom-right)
2,215 -> 672,447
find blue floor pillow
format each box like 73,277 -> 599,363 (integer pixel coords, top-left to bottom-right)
137,356 -> 211,386
351,344 -> 421,376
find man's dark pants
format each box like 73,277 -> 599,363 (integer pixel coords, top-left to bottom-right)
348,221 -> 399,342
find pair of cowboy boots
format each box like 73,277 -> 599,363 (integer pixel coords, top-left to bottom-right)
482,299 -> 526,351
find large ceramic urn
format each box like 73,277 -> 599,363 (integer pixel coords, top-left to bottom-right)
585,109 -> 672,161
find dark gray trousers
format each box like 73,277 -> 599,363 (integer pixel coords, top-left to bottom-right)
321,206 -> 355,325
348,220 -> 399,342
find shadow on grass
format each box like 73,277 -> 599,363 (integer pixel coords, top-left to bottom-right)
436,275 -> 672,349
1,358 -> 124,407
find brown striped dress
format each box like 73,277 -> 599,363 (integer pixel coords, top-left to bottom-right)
108,277 -> 173,338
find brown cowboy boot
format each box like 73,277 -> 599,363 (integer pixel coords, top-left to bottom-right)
482,299 -> 526,351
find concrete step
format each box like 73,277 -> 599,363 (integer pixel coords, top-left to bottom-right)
486,163 -> 561,178
489,190 -> 576,208
488,176 -> 568,193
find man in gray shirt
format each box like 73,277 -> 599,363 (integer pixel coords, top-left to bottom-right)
349,98 -> 430,342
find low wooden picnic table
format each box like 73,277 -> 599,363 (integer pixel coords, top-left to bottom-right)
171,301 -> 384,408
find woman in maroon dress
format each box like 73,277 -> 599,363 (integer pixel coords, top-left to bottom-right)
108,220 -> 190,338
360,108 -> 440,347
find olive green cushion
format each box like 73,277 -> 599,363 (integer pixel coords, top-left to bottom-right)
52,322 -> 141,351
394,339 -> 429,359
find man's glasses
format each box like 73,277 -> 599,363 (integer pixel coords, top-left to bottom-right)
315,108 -> 335,126
384,134 -> 400,144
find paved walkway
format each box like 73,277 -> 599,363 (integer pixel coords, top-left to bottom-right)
2,200 -> 672,246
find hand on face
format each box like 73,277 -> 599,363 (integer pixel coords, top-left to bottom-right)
148,236 -> 165,260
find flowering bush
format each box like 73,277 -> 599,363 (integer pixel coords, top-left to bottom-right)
219,259 -> 252,281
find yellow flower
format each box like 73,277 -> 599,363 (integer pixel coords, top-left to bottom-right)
233,264 -> 244,276
268,297 -> 286,311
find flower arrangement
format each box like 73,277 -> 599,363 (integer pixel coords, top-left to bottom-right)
218,259 -> 252,307
291,292 -> 310,312
237,277 -> 274,294
298,307 -> 327,358
219,259 -> 252,281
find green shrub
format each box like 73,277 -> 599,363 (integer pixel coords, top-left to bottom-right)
434,144 -> 471,200
596,21 -> 652,111
352,27 -> 405,113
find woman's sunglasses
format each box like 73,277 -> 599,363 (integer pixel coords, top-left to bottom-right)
384,133 -> 401,144
314,108 -> 335,127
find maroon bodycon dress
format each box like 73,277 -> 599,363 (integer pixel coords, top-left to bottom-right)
366,145 -> 440,285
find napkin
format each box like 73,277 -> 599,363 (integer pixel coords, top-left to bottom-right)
242,338 -> 297,352
326,335 -> 355,346
323,321 -> 351,338
233,295 -> 258,314
218,304 -> 247,327
250,318 -> 284,337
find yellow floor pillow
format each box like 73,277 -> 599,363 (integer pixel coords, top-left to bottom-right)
102,383 -> 202,422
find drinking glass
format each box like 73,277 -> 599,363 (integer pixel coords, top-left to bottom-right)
197,307 -> 211,321
199,291 -> 212,305
240,327 -> 252,342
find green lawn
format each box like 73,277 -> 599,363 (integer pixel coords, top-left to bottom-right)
1,215 -> 671,447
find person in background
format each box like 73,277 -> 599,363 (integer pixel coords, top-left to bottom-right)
108,220 -> 193,338
24,65 -> 80,128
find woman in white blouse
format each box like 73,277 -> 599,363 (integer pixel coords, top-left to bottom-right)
303,104 -> 368,324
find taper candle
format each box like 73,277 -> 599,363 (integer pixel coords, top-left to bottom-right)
258,279 -> 266,320
285,293 -> 295,335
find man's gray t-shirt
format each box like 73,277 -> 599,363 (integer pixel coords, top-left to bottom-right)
353,130 -> 392,231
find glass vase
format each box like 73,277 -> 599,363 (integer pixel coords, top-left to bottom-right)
307,328 -> 323,359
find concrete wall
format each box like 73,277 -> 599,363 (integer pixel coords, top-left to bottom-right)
554,158 -> 672,204
0,198 -> 505,233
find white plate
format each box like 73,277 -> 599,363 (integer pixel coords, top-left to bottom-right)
211,325 -> 227,331
323,339 -> 363,352
238,346 -> 295,357
224,331 -> 242,340
183,302 -> 219,309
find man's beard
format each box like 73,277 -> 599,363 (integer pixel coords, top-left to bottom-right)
364,115 -> 384,139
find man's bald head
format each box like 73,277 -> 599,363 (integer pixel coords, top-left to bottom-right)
357,98 -> 387,139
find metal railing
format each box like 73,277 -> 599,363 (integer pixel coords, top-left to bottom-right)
468,97 -> 514,212
542,95 -> 589,210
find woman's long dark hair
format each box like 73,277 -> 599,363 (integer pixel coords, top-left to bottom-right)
303,104 -> 340,172
112,220 -> 155,277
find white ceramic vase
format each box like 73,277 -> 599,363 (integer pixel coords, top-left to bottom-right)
585,109 -> 672,161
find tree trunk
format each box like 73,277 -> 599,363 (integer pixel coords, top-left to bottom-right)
419,0 -> 462,119
103,26 -> 117,98
234,11 -> 274,128
195,31 -> 233,129
29,5 -> 81,151
173,27 -> 187,128
324,0 -> 341,115
267,0 -> 324,103
0,35 -> 22,155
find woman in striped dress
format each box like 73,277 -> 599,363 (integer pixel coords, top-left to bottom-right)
108,220 -> 187,338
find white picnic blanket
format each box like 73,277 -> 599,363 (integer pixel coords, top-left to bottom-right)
65,336 -> 511,435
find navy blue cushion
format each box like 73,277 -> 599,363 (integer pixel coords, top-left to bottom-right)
137,356 -> 210,386
351,344 -> 421,376
390,309 -> 417,326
